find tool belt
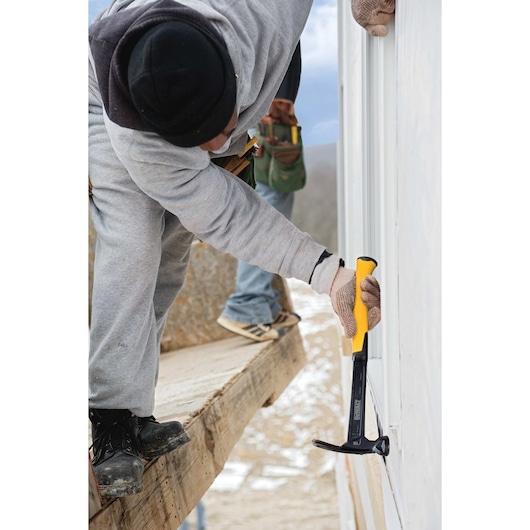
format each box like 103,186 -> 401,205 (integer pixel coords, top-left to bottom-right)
212,136 -> 259,189
254,98 -> 306,193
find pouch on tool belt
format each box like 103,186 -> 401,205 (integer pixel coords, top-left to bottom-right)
254,123 -> 306,193
254,98 -> 306,193
216,156 -> 255,189
212,136 -> 257,189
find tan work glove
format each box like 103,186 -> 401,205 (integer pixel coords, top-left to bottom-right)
351,0 -> 395,37
310,256 -> 381,338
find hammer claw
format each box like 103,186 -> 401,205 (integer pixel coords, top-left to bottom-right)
312,435 -> 389,456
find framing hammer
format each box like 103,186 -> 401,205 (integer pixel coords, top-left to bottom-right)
312,256 -> 389,456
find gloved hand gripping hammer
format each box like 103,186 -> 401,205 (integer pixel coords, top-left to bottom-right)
312,257 -> 389,456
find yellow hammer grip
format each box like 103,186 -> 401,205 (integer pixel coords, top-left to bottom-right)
352,257 -> 378,354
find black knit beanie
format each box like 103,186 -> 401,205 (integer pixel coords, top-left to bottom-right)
127,21 -> 237,148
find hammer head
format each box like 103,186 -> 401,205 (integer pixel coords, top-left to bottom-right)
312,435 -> 389,456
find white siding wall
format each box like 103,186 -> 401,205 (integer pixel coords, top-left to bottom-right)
337,1 -> 441,528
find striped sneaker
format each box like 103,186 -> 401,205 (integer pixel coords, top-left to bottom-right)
271,310 -> 301,328
216,316 -> 280,342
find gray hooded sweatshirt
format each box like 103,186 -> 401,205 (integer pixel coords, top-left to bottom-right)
88,0 -> 330,285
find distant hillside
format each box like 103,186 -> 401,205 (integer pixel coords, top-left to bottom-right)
291,142 -> 338,253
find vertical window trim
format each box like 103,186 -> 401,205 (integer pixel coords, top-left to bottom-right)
361,23 -> 402,448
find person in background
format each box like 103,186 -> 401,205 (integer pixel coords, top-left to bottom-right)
217,42 -> 306,342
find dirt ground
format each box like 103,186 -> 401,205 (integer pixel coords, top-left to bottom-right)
182,279 -> 346,530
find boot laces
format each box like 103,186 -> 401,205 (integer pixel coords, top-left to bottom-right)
90,416 -> 139,464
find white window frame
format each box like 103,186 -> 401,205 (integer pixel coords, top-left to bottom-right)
337,19 -> 402,453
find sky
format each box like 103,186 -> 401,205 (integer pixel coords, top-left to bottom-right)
88,0 -> 338,146
297,0 -> 339,146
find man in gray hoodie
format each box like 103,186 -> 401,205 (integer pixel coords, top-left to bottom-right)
89,0 -> 384,498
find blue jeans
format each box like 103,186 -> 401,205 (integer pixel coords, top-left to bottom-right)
221,181 -> 294,325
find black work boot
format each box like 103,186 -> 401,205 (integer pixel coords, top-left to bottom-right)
89,409 -> 144,498
138,416 -> 190,458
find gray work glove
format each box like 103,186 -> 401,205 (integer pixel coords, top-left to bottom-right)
310,256 -> 381,338
351,0 -> 395,37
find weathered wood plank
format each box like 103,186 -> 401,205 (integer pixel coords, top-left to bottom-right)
89,454 -> 102,518
89,325 -> 306,530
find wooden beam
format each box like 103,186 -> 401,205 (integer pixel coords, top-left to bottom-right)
89,326 -> 306,529
89,454 -> 102,518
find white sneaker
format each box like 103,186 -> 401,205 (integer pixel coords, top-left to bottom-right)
271,310 -> 301,328
216,316 -> 280,342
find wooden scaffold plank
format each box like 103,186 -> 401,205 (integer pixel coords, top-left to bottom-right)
89,326 -> 306,530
